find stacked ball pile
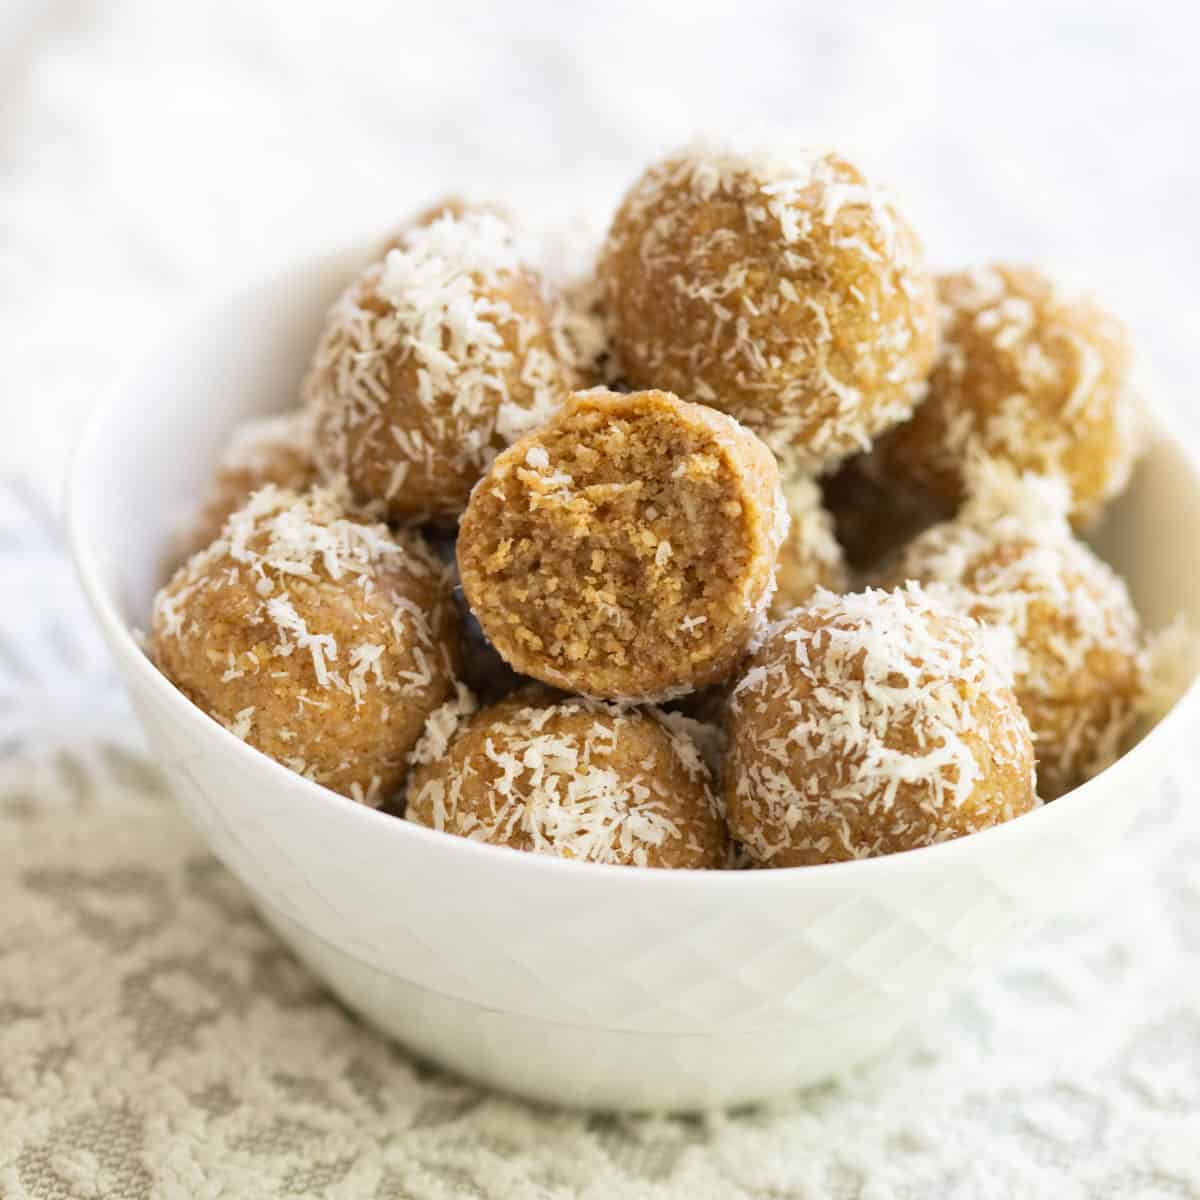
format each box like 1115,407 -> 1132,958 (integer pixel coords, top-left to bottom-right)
152,144 -> 1152,869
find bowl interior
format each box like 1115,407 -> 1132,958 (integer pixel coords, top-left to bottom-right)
71,239 -> 1200,766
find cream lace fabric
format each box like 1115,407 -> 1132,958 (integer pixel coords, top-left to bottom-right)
2,482 -> 1200,1199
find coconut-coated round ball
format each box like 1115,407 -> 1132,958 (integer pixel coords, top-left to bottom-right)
306,210 -> 585,524
598,146 -> 937,472
406,689 -> 728,868
881,264 -> 1141,527
152,486 -> 461,805
725,587 -> 1037,866
882,483 -> 1143,798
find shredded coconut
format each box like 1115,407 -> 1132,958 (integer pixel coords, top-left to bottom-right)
728,585 -> 1034,863
408,682 -> 478,767
600,142 -> 934,471
306,210 -> 588,516
1138,618 -> 1200,725
904,264 -> 1140,523
408,696 -> 723,868
889,471 -> 1143,792
771,472 -> 847,616
151,484 -> 459,802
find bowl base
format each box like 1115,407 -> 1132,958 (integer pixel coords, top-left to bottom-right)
258,898 -> 910,1112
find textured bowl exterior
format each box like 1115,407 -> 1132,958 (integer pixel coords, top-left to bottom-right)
69,241 -> 1200,1111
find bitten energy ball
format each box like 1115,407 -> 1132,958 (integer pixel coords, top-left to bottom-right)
457,388 -> 787,702
598,146 -> 937,471
726,586 -> 1036,866
152,486 -> 461,805
406,689 -> 728,868
883,470 -> 1143,798
882,264 -> 1141,526
187,411 -> 317,555
770,474 -> 848,618
306,210 -> 585,524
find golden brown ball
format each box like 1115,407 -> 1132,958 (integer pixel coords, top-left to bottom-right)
598,145 -> 937,471
306,210 -> 587,524
881,264 -> 1141,527
726,586 -> 1037,865
152,485 -> 461,805
457,388 -> 787,702
882,470 -> 1143,798
406,689 -> 728,868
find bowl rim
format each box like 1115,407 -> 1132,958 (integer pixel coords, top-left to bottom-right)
65,241 -> 1200,892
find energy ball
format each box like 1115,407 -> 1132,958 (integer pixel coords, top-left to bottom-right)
882,469 -> 1143,798
598,145 -> 937,471
770,474 -> 848,618
406,689 -> 728,868
726,586 -> 1036,866
186,410 -> 317,555
306,210 -> 585,524
152,485 -> 461,805
457,388 -> 787,702
881,264 -> 1142,527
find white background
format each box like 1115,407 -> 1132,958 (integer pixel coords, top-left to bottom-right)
2,0 -> 1197,498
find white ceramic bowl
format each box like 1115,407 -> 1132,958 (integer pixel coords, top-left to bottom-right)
69,241 -> 1200,1112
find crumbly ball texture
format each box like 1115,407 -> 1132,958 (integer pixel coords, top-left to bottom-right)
306,211 -> 587,524
457,388 -> 787,702
882,471 -> 1143,798
726,586 -> 1037,866
186,411 -> 317,555
881,264 -> 1142,527
406,689 -> 728,868
821,449 -> 948,572
770,474 -> 848,618
598,146 -> 937,472
152,485 -> 461,806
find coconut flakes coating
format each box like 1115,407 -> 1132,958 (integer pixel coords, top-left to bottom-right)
379,195 -> 511,257
152,485 -> 461,806
406,688 -> 728,868
598,145 -> 937,472
1138,620 -> 1200,727
457,388 -> 788,703
881,264 -> 1142,527
882,468 -> 1143,798
186,410 -> 317,556
306,210 -> 588,524
770,473 -> 848,618
726,586 -> 1037,866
